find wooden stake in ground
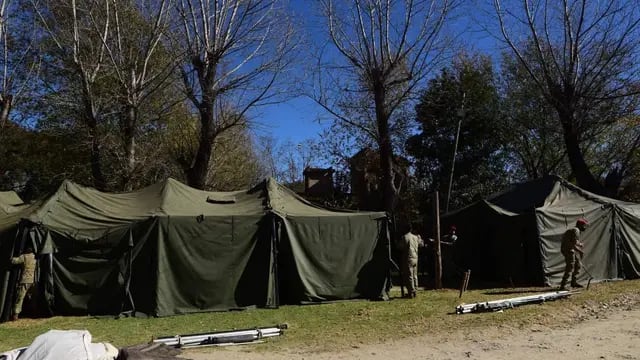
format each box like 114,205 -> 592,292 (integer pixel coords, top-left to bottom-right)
459,270 -> 471,298
433,191 -> 442,289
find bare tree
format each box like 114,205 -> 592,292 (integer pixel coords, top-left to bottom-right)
96,0 -> 174,190
254,135 -> 320,184
33,0 -> 111,189
255,134 -> 279,180
0,0 -> 39,129
500,52 -> 570,180
207,125 -> 263,190
315,0 -> 456,213
493,0 -> 640,196
172,0 -> 296,190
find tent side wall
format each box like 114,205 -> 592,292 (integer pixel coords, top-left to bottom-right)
615,205 -> 640,279
139,215 -> 276,317
536,205 -> 619,286
277,215 -> 390,303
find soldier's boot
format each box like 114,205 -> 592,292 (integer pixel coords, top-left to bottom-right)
10,314 -> 18,321
571,281 -> 583,288
559,280 -> 569,291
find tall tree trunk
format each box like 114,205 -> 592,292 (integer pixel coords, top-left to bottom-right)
559,113 -> 605,195
79,74 -> 106,190
186,103 -> 214,190
121,104 -> 137,191
0,95 -> 12,128
89,124 -> 107,191
604,166 -> 624,198
374,84 -> 396,213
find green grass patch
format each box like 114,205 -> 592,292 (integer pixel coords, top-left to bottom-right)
1,280 -> 639,354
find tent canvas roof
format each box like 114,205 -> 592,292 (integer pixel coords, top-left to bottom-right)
447,175 -> 638,217
0,191 -> 37,233
23,178 -> 385,234
0,191 -> 23,207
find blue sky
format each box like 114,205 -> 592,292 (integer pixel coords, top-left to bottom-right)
251,2 -> 326,146
253,95 -> 326,145
254,1 -> 504,149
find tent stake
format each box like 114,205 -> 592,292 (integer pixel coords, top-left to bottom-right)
458,270 -> 470,298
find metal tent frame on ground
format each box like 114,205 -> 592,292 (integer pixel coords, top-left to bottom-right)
152,324 -> 288,348
455,291 -> 574,314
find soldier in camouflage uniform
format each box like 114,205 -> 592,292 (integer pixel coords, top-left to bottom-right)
10,247 -> 37,321
559,218 -> 589,290
398,224 -> 424,298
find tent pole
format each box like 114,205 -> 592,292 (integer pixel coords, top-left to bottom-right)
391,213 -> 405,298
271,215 -> 280,308
433,191 -> 442,289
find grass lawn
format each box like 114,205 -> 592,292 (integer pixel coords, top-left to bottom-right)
1,280 -> 639,353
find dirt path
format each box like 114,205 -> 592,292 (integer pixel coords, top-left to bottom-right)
185,308 -> 640,360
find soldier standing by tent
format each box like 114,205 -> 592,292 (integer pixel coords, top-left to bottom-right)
559,218 -> 589,290
398,224 -> 424,298
10,247 -> 36,321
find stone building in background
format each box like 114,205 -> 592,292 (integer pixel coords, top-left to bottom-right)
302,167 -> 335,198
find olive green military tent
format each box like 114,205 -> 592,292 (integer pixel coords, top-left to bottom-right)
442,176 -> 640,287
0,178 -> 390,321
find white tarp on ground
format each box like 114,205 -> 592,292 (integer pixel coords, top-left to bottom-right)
0,330 -> 118,360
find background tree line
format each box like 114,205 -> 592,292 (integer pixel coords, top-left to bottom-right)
0,0 -> 638,218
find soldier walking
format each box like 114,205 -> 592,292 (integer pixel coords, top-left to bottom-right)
10,247 -> 37,321
560,218 -> 589,290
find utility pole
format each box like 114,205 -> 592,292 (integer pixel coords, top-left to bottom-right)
433,191 -> 442,289
446,92 -> 465,213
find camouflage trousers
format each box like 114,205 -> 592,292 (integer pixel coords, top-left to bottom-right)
560,252 -> 581,288
402,259 -> 418,296
13,283 -> 34,317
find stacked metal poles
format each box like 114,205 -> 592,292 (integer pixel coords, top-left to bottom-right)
456,291 -> 573,314
153,324 -> 288,348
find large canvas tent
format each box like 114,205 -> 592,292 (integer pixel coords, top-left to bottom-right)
442,176 -> 640,287
0,179 -> 391,322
